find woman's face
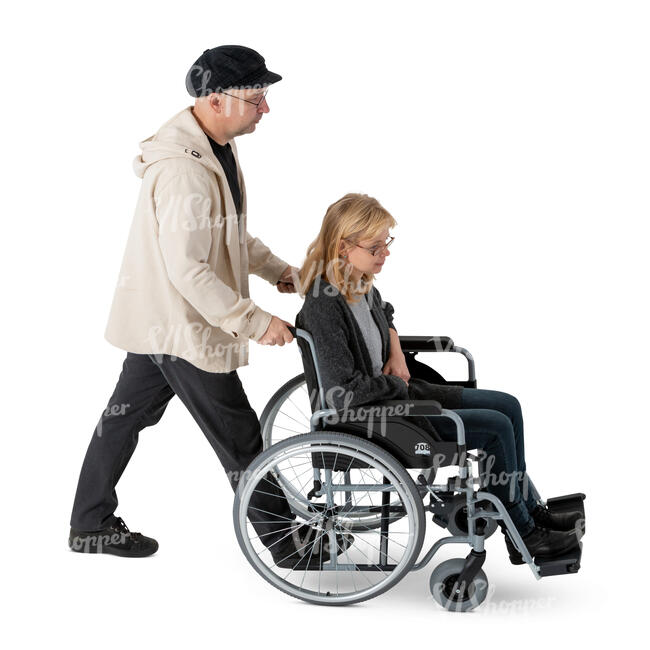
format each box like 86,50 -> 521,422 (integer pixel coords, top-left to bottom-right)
340,227 -> 392,278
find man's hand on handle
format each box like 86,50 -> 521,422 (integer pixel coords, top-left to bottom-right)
257,316 -> 295,346
275,265 -> 299,294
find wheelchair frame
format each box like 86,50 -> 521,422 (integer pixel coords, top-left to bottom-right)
233,326 -> 585,610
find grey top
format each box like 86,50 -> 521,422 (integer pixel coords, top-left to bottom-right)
347,293 -> 384,377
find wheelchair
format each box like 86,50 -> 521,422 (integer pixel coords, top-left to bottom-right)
233,327 -> 586,611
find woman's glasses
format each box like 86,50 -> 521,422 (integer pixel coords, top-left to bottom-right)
345,235 -> 395,257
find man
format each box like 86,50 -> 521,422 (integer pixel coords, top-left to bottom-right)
69,46 -> 349,564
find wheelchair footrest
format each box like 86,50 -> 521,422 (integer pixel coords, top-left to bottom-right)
536,542 -> 583,577
545,492 -> 586,514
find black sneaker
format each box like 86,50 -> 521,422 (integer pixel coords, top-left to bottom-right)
69,517 -> 158,558
272,523 -> 354,569
530,504 -> 584,534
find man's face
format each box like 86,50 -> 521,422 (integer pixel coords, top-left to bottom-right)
220,86 -> 270,137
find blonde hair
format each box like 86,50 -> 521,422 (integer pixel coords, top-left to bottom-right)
297,193 -> 397,302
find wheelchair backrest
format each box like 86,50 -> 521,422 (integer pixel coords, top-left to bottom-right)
292,326 -> 327,413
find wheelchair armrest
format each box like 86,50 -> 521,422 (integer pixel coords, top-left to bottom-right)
398,336 -> 454,353
398,335 -> 476,385
372,399 -> 443,416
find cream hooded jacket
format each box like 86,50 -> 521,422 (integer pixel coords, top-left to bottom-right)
104,106 -> 289,372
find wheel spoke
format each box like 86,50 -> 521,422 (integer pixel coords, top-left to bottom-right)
235,433 -> 424,605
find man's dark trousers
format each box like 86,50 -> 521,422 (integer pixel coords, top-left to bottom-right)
70,351 -> 295,548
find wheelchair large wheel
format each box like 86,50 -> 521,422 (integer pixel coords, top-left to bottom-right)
233,431 -> 426,606
260,374 -> 311,449
260,375 -> 432,532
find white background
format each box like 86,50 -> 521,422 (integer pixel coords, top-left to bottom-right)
2,0 -> 648,647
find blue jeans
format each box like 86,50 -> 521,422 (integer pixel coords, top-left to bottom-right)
426,388 -> 538,535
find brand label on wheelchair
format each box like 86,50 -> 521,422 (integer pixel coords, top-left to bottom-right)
414,442 -> 431,455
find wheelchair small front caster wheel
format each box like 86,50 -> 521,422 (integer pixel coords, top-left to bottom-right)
446,500 -> 497,539
429,558 -> 489,612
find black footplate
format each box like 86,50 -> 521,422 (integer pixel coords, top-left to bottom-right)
536,542 -> 583,576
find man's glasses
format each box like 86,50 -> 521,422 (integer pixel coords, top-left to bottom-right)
345,235 -> 395,257
220,89 -> 268,107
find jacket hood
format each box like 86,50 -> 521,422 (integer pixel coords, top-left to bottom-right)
132,106 -> 226,178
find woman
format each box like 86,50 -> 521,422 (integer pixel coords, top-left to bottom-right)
295,193 -> 582,562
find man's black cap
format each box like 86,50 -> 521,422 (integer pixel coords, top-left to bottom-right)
185,45 -> 282,97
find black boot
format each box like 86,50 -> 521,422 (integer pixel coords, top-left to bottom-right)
530,504 -> 584,534
502,522 -> 580,564
521,524 -> 580,559
69,517 -> 158,558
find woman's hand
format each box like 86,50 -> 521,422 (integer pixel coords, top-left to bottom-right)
383,327 -> 410,384
383,352 -> 410,384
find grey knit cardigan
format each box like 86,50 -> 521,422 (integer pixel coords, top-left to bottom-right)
294,277 -> 463,416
